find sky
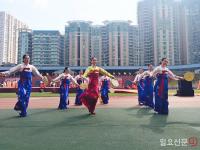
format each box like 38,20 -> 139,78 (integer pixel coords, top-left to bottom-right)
0,0 -> 141,33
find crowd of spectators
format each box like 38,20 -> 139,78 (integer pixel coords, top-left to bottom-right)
1,72 -> 200,89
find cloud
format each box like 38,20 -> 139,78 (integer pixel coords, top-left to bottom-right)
7,0 -> 15,3
0,0 -> 15,4
32,0 -> 49,9
1,0 -> 30,4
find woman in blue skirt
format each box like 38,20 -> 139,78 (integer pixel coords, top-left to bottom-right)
99,75 -> 111,104
140,64 -> 154,108
0,54 -> 44,117
74,70 -> 88,105
133,68 -> 145,105
52,67 -> 78,109
152,58 -> 183,115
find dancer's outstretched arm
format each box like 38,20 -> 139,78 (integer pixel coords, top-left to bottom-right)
32,65 -> 44,80
69,75 -> 79,86
1,64 -> 22,76
52,74 -> 63,82
99,67 -> 115,79
168,69 -> 183,80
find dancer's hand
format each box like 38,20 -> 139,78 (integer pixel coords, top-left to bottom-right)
178,76 -> 184,80
132,81 -> 136,85
80,83 -> 88,90
111,76 -> 116,79
174,75 -> 184,80
50,81 -> 55,86
42,76 -> 48,85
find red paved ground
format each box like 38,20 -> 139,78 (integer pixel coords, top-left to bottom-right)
0,96 -> 199,109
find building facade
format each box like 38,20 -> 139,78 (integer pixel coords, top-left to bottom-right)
138,0 -> 188,66
65,21 -> 91,67
32,30 -> 64,66
183,0 -> 200,64
17,28 -> 32,64
104,21 -> 130,66
129,25 -> 140,66
90,26 -> 103,66
0,11 -> 28,65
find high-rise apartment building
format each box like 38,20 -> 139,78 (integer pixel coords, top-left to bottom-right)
17,28 -> 32,64
183,0 -> 200,64
65,20 -> 139,67
0,11 -> 28,65
138,0 -> 187,65
32,30 -> 64,66
129,25 -> 140,66
104,21 -> 130,66
65,21 -> 91,66
91,26 -> 102,66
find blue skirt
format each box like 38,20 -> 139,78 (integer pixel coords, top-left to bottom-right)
59,85 -> 69,109
143,77 -> 154,108
75,87 -> 84,105
15,71 -> 32,117
154,74 -> 169,114
137,79 -> 145,105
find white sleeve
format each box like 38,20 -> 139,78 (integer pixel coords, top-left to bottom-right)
3,64 -> 21,76
167,69 -> 176,79
144,71 -> 150,76
32,65 -> 43,79
139,74 -> 144,81
52,74 -> 63,82
151,67 -> 160,77
74,75 -> 79,81
99,76 -> 103,82
83,76 -> 89,83
139,72 -> 146,80
133,74 -> 139,83
69,75 -> 78,84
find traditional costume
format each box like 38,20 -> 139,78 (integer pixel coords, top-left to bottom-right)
100,76 -> 110,104
152,66 -> 178,114
3,64 -> 43,117
74,74 -> 87,105
134,73 -> 145,105
80,66 -> 114,114
52,73 -> 77,109
141,71 -> 154,108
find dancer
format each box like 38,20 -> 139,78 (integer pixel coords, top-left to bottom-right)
0,54 -> 45,117
152,58 -> 183,115
51,67 -> 79,109
74,70 -> 88,105
140,64 -> 154,108
80,57 -> 115,115
133,68 -> 145,105
99,75 -> 111,104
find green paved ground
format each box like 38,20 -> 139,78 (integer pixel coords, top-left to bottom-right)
0,108 -> 200,150
0,92 -> 135,98
0,90 -> 199,98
